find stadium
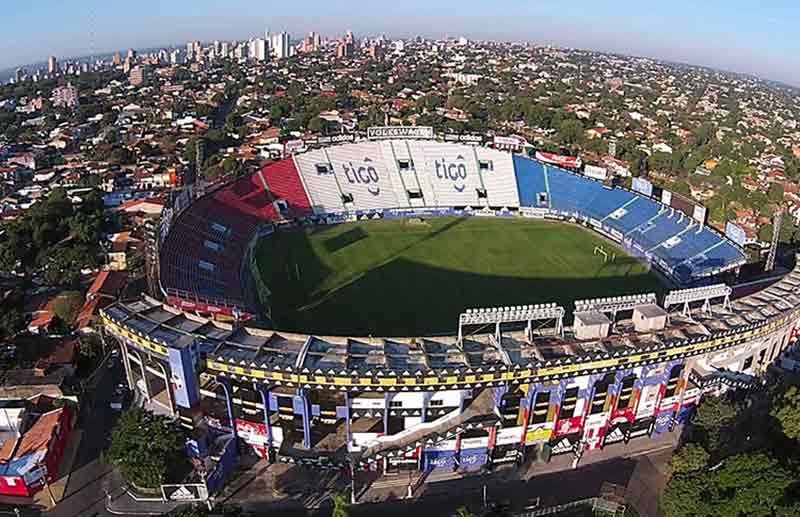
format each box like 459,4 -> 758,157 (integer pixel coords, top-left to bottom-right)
101,133 -> 797,483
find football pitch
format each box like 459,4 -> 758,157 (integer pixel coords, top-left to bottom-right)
254,217 -> 666,336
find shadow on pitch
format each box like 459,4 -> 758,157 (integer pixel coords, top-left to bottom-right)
281,256 -> 666,337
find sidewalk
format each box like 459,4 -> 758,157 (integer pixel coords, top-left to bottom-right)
32,429 -> 84,510
98,430 -> 679,515
359,429 -> 680,504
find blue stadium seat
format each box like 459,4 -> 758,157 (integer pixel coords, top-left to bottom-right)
513,156 -> 548,207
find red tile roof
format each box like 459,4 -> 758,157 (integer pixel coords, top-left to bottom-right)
13,409 -> 64,459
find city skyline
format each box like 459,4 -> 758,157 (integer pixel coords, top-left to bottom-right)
1,0 -> 799,86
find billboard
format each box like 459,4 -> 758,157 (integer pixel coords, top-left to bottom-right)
493,136 -> 523,151
632,177 -> 653,197
317,134 -> 356,145
661,190 -> 672,206
367,126 -> 434,140
168,343 -> 200,409
444,133 -> 484,144
725,221 -> 747,247
692,205 -> 708,225
584,165 -> 608,180
535,151 -> 582,169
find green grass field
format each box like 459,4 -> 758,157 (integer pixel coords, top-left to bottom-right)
254,217 -> 666,336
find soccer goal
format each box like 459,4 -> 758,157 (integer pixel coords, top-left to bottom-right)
594,245 -> 616,263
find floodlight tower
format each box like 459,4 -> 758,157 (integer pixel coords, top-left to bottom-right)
766,210 -> 783,272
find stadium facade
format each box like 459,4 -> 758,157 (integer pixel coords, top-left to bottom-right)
101,138 -> 793,480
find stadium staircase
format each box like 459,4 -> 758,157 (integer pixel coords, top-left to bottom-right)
357,387 -> 496,462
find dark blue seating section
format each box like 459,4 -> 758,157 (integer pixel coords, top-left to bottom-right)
512,157 -> 744,283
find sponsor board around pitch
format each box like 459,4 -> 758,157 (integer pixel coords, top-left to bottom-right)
520,206 -> 550,219
367,126 -> 434,140
166,296 -> 251,320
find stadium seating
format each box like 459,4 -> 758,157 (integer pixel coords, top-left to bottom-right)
511,155 -> 744,283
475,147 -> 520,207
159,142 -> 747,315
418,142 -> 486,207
260,158 -> 313,218
512,156 -> 549,208
322,142 -> 401,211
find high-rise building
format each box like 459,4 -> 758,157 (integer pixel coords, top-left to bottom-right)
269,31 -> 290,59
367,44 -> 384,60
129,66 -> 147,87
15,69 -> 24,83
127,48 -> 137,61
112,51 -> 122,66
186,42 -> 194,61
52,84 -> 79,108
47,56 -> 58,75
233,43 -> 247,61
254,39 -> 268,61
169,49 -> 184,65
220,41 -> 230,59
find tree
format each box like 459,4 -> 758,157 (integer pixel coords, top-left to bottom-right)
692,396 -> 737,454
331,493 -> 350,517
772,385 -> 800,441
558,119 -> 584,148
0,291 -> 25,339
52,291 -> 84,327
668,443 -> 710,474
106,408 -> 183,488
661,452 -> 794,517
767,183 -> 784,202
453,506 -> 476,517
221,156 -> 238,174
308,116 -> 327,133
648,151 -> 673,173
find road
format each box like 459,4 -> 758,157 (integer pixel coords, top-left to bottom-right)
47,354 -> 127,517
234,453 -> 659,517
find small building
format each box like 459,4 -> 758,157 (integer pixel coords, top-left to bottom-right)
76,270 -> 128,332
573,311 -> 611,340
633,304 -> 668,332
0,398 -> 73,497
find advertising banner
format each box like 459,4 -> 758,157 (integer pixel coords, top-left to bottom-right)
368,126 -> 434,140
458,448 -> 488,471
424,450 -> 457,470
725,221 -> 747,247
632,177 -> 654,197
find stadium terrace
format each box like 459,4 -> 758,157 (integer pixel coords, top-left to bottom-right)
101,139 -> 783,482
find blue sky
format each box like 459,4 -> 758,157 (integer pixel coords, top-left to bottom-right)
1,0 -> 799,85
